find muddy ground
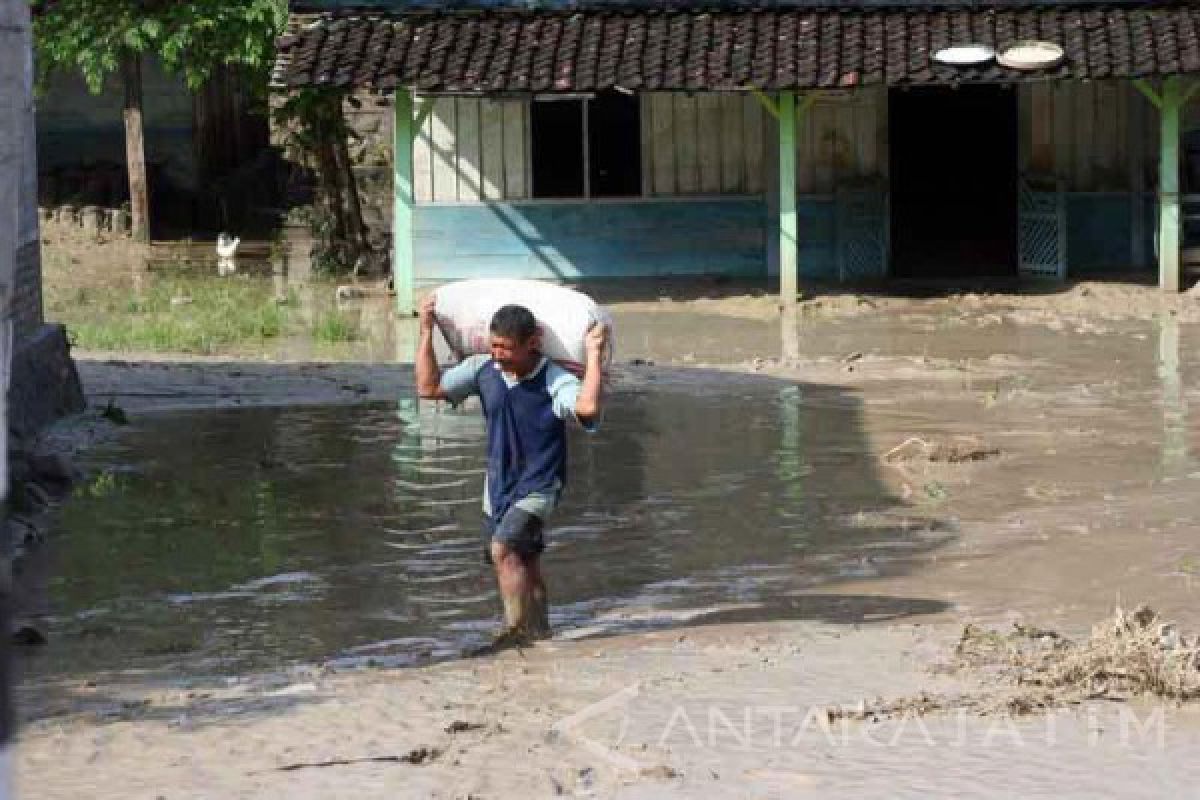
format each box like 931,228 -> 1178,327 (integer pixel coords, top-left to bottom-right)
16,249 -> 1200,798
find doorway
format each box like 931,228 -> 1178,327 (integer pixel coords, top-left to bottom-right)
889,85 -> 1018,278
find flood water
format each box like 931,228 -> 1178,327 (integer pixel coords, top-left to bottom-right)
29,375 -> 958,683
24,289 -> 1200,702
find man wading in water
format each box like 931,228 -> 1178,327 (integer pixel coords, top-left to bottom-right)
417,297 -> 607,648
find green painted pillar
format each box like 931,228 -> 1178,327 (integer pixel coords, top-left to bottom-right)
778,92 -> 798,306
393,88 -> 416,315
1159,77 -> 1182,292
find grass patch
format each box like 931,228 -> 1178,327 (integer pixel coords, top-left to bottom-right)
311,309 -> 360,343
55,278 -> 289,355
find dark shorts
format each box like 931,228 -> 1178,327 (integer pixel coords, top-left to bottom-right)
482,507 -> 546,563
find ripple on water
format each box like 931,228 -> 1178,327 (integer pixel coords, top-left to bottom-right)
39,384 -> 931,679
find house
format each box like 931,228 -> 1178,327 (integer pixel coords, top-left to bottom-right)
272,0 -> 1200,312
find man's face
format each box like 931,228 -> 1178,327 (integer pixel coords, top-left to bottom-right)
490,332 -> 539,374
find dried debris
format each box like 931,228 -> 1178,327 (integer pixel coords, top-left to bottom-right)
882,436 -> 1001,466
826,606 -> 1200,722
955,605 -> 1200,703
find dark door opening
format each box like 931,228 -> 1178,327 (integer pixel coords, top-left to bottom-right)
889,86 -> 1018,279
588,91 -> 641,197
531,98 -> 585,198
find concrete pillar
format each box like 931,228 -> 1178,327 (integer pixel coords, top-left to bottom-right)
778,92 -> 797,307
1159,77 -> 1182,292
393,89 -> 415,315
0,0 -> 26,790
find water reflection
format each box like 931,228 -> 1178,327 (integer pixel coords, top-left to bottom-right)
33,377 -> 951,684
1157,313 -> 1190,477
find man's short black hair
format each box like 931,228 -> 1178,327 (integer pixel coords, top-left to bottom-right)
490,304 -> 538,342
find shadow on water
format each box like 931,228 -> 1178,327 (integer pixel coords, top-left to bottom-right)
22,366 -> 955,719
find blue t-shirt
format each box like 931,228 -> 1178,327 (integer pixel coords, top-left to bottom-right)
440,355 -> 597,518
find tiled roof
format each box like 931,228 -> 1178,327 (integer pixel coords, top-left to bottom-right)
273,5 -> 1200,92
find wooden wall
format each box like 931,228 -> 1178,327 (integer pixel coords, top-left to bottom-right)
413,97 -> 529,203
643,92 -> 768,195
1019,80 -> 1153,192
413,88 -> 890,204
795,88 -> 889,195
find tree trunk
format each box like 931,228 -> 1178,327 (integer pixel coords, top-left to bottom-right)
332,127 -> 370,260
121,50 -> 149,242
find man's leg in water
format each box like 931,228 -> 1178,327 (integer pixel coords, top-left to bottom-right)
490,539 -> 533,634
527,556 -> 551,639
484,508 -> 551,643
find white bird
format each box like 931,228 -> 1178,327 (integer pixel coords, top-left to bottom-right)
216,233 -> 240,275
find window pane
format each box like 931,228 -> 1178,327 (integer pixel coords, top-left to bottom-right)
531,99 -> 584,198
589,92 -> 642,197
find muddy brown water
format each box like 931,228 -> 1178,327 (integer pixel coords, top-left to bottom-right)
23,297 -> 1200,700
26,375 -> 957,684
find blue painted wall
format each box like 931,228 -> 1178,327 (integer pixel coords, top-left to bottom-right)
415,198 -> 768,284
417,199 -> 763,284
1065,193 -> 1153,275
413,196 -> 869,284
412,193 -> 1151,284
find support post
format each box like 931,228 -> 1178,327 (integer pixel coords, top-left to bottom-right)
1159,77 -> 1182,292
393,88 -> 416,315
778,92 -> 797,307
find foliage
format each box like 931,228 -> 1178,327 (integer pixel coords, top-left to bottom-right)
311,309 -> 360,344
56,278 -> 290,355
32,0 -> 288,93
275,89 -> 374,274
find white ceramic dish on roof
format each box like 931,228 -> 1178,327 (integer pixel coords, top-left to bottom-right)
997,40 -> 1065,70
932,44 -> 996,66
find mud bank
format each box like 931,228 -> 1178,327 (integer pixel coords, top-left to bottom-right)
17,619 -> 1200,799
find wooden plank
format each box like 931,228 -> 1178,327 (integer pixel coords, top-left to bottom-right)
795,95 -> 815,193
430,97 -> 458,203
813,101 -> 835,194
1095,82 -> 1118,189
719,93 -> 744,192
650,93 -> 676,195
1054,83 -> 1071,185
854,89 -> 877,179
675,94 -> 699,193
413,95 -> 434,204
1130,83 -> 1146,268
836,98 -> 855,183
502,100 -> 526,200
1074,82 -> 1094,191
698,93 -> 723,193
455,98 -> 482,202
480,99 -> 505,200
779,91 -> 798,306
1113,82 -> 1129,190
393,89 -> 415,314
743,94 -> 765,194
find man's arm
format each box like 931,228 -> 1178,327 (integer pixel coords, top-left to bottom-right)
574,323 -> 608,423
416,294 -> 447,400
